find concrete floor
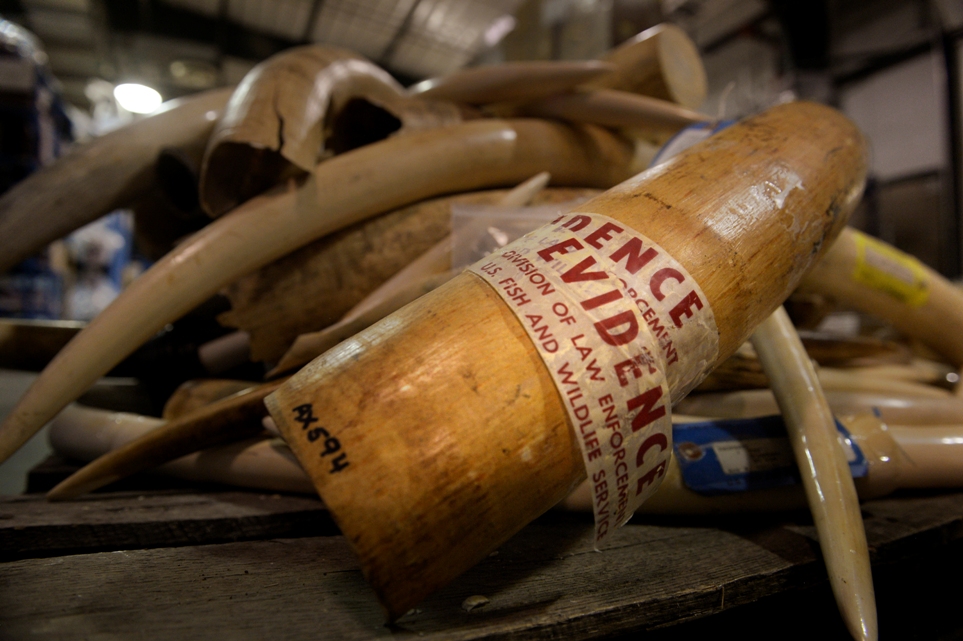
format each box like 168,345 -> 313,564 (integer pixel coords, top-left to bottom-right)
0,369 -> 52,494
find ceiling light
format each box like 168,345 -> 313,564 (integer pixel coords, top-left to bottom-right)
113,83 -> 163,114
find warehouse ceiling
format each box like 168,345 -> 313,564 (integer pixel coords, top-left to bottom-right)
0,0 -> 955,110
0,0 -> 524,107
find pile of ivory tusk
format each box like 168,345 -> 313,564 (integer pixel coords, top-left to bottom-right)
2,22 -> 962,640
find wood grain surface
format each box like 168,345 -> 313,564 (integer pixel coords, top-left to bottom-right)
2,488 -> 963,640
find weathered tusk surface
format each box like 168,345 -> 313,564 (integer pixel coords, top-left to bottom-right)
201,45 -> 462,217
0,87 -> 232,273
48,404 -> 314,495
408,60 -> 615,104
0,119 -> 637,465
518,89 -> 710,134
266,102 -> 867,618
46,380 -> 285,501
751,307 -> 876,641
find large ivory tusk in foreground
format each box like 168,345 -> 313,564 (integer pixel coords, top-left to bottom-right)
751,308 -> 876,641
0,87 -> 232,273
266,102 -> 867,618
0,119 -> 638,465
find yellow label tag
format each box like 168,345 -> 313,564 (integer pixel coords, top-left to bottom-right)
852,232 -> 929,308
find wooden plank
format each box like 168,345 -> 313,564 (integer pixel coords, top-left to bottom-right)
2,491 -> 963,639
0,490 -> 332,560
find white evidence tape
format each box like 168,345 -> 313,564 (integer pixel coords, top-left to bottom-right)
469,211 -> 719,544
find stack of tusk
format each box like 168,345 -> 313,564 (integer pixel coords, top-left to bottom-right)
0,118 -> 637,466
40,174 -> 557,499
47,404 -> 963,513
265,101 -> 867,618
751,308 -> 876,641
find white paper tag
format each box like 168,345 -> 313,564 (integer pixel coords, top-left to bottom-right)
469,212 -> 718,544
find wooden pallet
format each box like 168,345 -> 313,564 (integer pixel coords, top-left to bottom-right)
3,468 -> 963,640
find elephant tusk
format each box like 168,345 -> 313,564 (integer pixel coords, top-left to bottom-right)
676,387 -> 963,424
583,22 -> 708,109
517,88 -> 709,135
0,87 -> 232,273
408,60 -> 615,104
47,404 -> 314,496
265,101 -> 867,619
751,307 -> 877,641
46,379 -> 286,501
799,227 -> 963,368
0,119 -> 637,465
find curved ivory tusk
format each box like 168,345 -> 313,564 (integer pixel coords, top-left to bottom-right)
0,87 -> 232,273
408,60 -> 615,104
48,404 -> 314,495
799,227 -> 963,367
751,307 -> 876,641
518,89 -> 709,135
676,388 -> 963,424
265,102 -> 867,618
583,23 -> 708,109
201,45 -> 463,217
46,379 -> 285,500
271,172 -> 555,375
0,119 -> 637,465
816,367 -> 951,399
161,378 -> 261,420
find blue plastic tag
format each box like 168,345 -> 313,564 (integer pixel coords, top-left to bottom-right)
672,415 -> 868,495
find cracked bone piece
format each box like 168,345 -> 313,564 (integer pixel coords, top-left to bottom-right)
0,118 -> 637,466
200,44 -> 463,217
265,102 -> 867,619
0,87 -> 232,273
407,60 -> 615,104
751,308 -> 876,641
